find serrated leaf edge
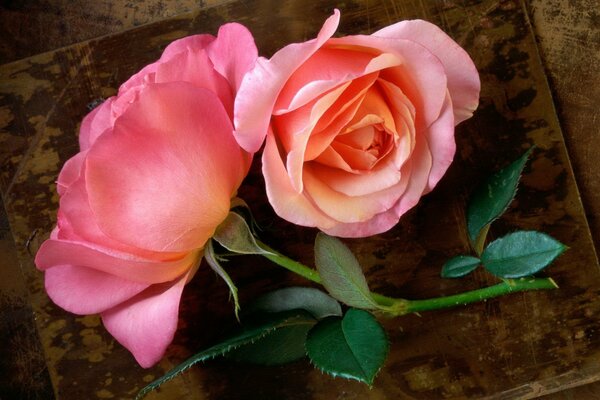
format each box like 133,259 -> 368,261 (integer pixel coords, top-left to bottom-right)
481,230 -> 568,279
305,311 -> 389,386
441,255 -> 481,278
341,310 -> 389,386
315,233 -> 378,310
467,146 -> 535,244
136,313 -> 311,399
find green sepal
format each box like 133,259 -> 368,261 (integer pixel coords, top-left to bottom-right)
213,211 -> 272,255
205,240 -> 240,319
229,197 -> 261,235
441,255 -> 481,278
306,309 -> 388,386
136,311 -> 312,399
314,233 -> 378,310
245,286 -> 342,320
481,230 -> 566,278
467,147 -> 535,249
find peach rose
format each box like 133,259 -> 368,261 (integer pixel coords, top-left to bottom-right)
35,24 -> 257,367
235,11 -> 480,237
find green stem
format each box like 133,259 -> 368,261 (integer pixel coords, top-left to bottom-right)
400,277 -> 558,315
258,240 -> 323,285
256,240 -> 557,316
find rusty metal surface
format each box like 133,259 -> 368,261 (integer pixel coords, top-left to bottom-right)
1,0 -> 599,399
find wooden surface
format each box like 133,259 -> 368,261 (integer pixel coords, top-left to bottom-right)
1,0 -> 600,399
530,1 -> 600,398
0,0 -> 223,64
527,0 -> 600,256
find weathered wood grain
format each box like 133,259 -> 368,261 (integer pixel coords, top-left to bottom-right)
527,0 -> 600,269
0,202 -> 54,399
527,1 -> 600,397
0,0 -> 230,64
1,0 -> 599,399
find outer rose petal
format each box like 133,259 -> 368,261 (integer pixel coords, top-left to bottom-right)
101,269 -> 193,368
373,19 -> 480,124
207,23 -> 259,92
423,93 -> 456,192
155,49 -> 234,117
56,151 -> 86,195
44,265 -> 149,315
58,171 -> 186,261
86,82 -> 247,253
160,34 -> 215,60
329,35 -> 447,128
35,239 -> 199,284
234,10 -> 341,152
118,34 -> 216,95
79,97 -> 113,151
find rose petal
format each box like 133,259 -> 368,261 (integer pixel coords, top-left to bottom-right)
322,136 -> 432,237
304,74 -> 378,161
275,52 -> 402,116
35,238 -> 200,284
330,35 -> 447,129
302,163 -> 410,223
118,35 -> 216,96
308,161 -> 402,197
58,166 -> 185,260
391,134 -> 434,217
207,23 -> 258,92
161,34 -> 216,60
373,19 -> 480,124
86,83 -> 246,253
56,151 -> 86,195
313,146 -> 354,172
423,92 -> 455,192
277,82 -> 351,192
262,130 -> 336,229
344,86 -> 396,133
234,10 -> 341,152
79,98 -> 114,151
101,268 -> 193,368
274,47 -> 375,113
44,265 -> 149,314
155,49 -> 234,117
331,140 -> 379,170
376,78 -> 416,168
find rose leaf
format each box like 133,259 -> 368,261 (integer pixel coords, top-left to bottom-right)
244,286 -> 342,320
314,233 -> 378,310
441,255 -> 481,278
136,310 -> 314,399
306,309 -> 389,386
227,309 -> 316,365
467,147 -> 535,248
481,231 -> 567,278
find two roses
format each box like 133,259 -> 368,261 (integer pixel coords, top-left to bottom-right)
35,11 -> 480,366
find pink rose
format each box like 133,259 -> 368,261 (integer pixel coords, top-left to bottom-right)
35,24 -> 257,367
235,10 -> 480,237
